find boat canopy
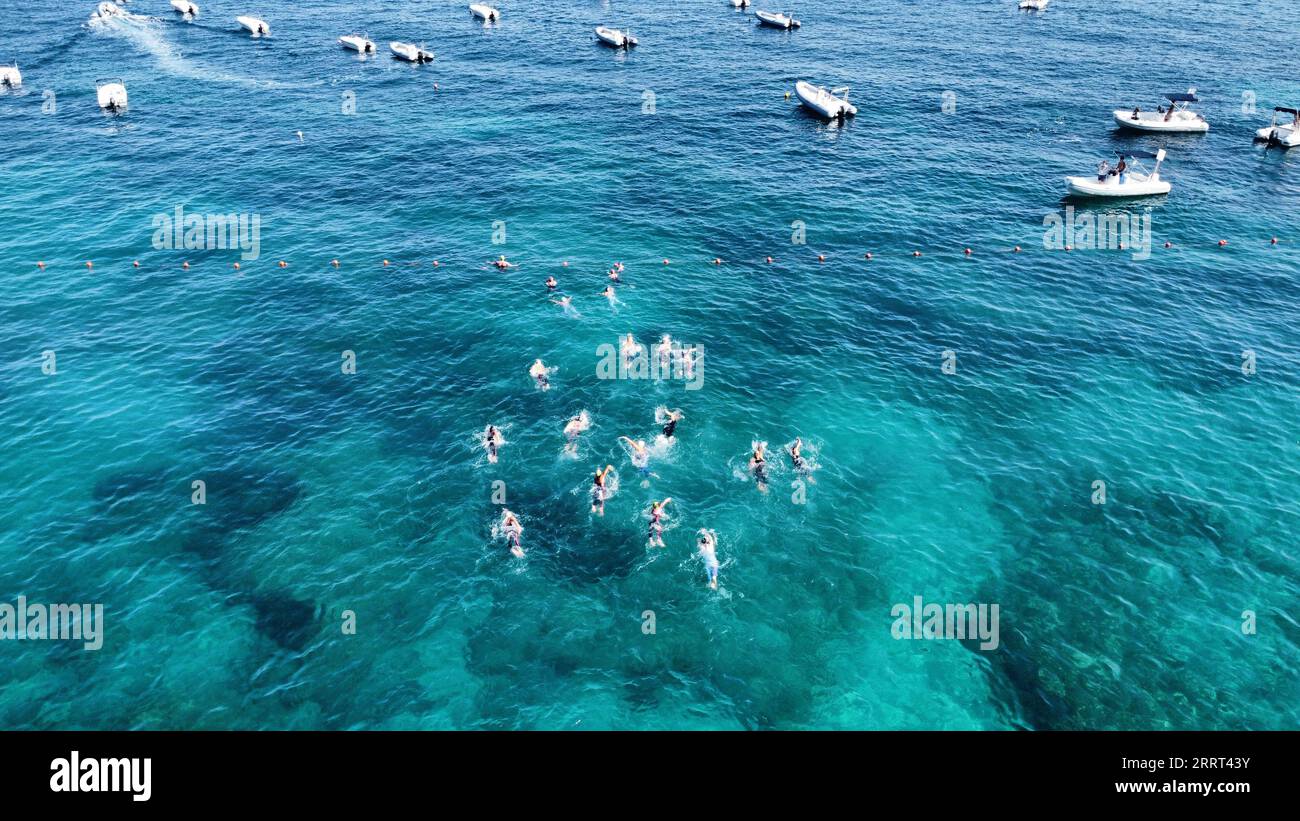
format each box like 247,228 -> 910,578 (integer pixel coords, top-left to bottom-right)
1118,150 -> 1160,159
1165,92 -> 1198,102
1274,106 -> 1299,115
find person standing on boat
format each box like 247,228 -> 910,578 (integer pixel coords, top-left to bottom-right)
1115,155 -> 1127,184
1097,159 -> 1110,182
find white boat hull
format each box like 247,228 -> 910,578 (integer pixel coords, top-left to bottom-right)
94,2 -> 123,19
795,80 -> 856,120
595,27 -> 637,48
390,42 -> 434,62
756,11 -> 799,29
1019,0 -> 1050,9
470,4 -> 500,21
1112,109 -> 1208,133
339,36 -> 376,53
97,82 -> 128,111
1256,124 -> 1300,147
1065,175 -> 1170,198
0,66 -> 20,88
237,16 -> 270,36
170,0 -> 198,15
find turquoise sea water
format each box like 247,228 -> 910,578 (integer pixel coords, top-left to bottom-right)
1,0 -> 1298,729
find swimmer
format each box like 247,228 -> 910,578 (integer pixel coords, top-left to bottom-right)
545,276 -> 558,290
500,509 -> 525,558
647,498 -> 672,547
484,424 -> 504,464
529,358 -> 553,391
600,284 -> 620,307
749,442 -> 769,493
620,333 -> 642,368
492,255 -> 517,271
658,407 -> 684,439
607,267 -> 622,283
657,334 -> 674,370
619,436 -> 651,473
552,295 -> 580,317
591,464 -> 613,515
563,410 -> 591,455
697,528 -> 720,590
787,436 -> 815,479
682,345 -> 701,380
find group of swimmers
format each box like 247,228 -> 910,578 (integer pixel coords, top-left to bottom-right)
484,258 -> 814,590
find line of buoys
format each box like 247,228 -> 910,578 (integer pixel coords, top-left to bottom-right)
28,235 -> 1293,279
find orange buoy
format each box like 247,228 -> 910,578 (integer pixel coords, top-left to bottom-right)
233,262 -> 240,270
133,260 -> 140,268
433,260 -> 439,267
1164,241 -> 1172,248
279,260 -> 288,268
765,256 -> 773,263
1218,240 -> 1227,247
37,261 -> 45,269
562,261 -> 569,267
712,258 -> 721,265
817,254 -> 825,262
182,261 -> 190,270
382,259 -> 389,266
1271,237 -> 1278,245
331,259 -> 340,268
911,250 -> 921,257
663,258 -> 670,265
1064,245 -> 1072,252
1013,246 -> 1021,253
963,248 -> 972,255
85,261 -> 93,269
864,252 -> 872,260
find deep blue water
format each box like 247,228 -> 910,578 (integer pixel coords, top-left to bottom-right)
0,0 -> 1297,729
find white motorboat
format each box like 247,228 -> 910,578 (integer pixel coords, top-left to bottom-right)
236,16 -> 270,36
469,4 -> 500,22
0,64 -> 21,88
595,27 -> 638,48
730,0 -> 752,8
795,80 -> 856,120
1065,149 -> 1170,197
1255,106 -> 1300,148
1018,0 -> 1050,10
93,1 -> 124,19
339,35 -> 376,54
170,0 -> 198,16
755,10 -> 800,29
96,77 -> 128,111
390,41 -> 435,62
1113,89 -> 1208,133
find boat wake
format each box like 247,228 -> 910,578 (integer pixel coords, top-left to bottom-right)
87,11 -> 315,89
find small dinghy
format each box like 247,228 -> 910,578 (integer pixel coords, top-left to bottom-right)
595,27 -> 638,48
390,41 -> 435,62
339,35 -> 376,54
0,64 -> 21,88
1255,106 -> 1300,148
469,4 -> 500,22
1114,90 -> 1208,133
1065,149 -> 1170,198
93,1 -> 124,19
795,80 -> 856,120
236,16 -> 270,36
170,0 -> 198,16
96,77 -> 128,111
755,10 -> 800,29
1018,0 -> 1050,10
